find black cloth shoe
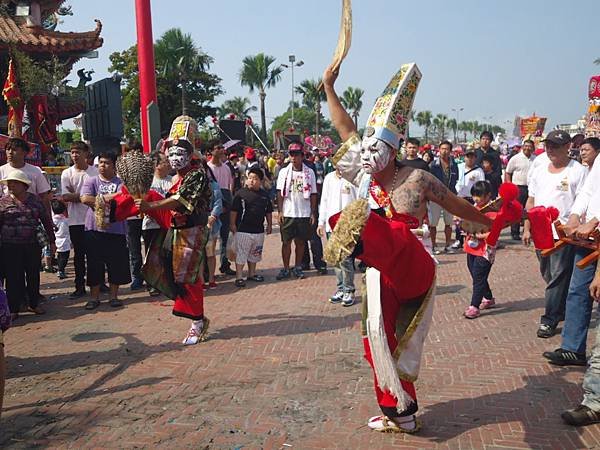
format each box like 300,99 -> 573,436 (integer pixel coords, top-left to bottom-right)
220,266 -> 236,276
537,324 -> 556,338
69,288 -> 86,299
543,348 -> 587,366
562,405 -> 600,426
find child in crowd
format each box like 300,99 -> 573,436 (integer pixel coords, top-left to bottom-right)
230,167 -> 273,287
464,180 -> 496,319
51,200 -> 71,280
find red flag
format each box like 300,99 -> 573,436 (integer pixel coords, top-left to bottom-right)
2,59 -> 24,138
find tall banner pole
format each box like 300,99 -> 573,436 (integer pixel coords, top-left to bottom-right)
135,0 -> 159,153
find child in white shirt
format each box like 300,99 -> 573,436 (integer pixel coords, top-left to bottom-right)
51,200 -> 71,280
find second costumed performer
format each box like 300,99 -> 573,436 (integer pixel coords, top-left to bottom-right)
111,116 -> 213,346
322,63 -> 493,432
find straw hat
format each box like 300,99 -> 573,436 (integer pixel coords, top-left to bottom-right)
1,169 -> 31,186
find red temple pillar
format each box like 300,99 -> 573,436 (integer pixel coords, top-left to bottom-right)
135,0 -> 159,153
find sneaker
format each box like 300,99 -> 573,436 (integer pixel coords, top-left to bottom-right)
342,292 -> 355,307
292,266 -> 305,279
130,278 -> 145,291
329,291 -> 344,304
480,298 -> 496,310
208,281 -> 218,289
543,348 -> 587,366
44,266 -> 56,273
57,271 -> 67,280
464,306 -> 480,319
69,288 -> 86,299
149,288 -> 161,297
444,245 -> 456,254
220,266 -> 236,276
450,240 -> 462,250
562,405 -> 600,426
432,248 -> 442,255
317,266 -> 328,275
276,268 -> 291,280
367,415 -> 420,434
537,324 -> 556,338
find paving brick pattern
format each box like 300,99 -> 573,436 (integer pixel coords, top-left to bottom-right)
2,230 -> 600,449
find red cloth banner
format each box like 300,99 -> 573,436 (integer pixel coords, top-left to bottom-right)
2,59 -> 24,138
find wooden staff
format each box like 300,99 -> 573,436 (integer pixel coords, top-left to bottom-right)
541,221 -> 600,269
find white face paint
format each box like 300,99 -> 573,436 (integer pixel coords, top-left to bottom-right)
360,137 -> 393,174
167,146 -> 191,170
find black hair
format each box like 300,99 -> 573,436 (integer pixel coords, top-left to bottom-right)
407,137 -> 420,147
439,140 -> 453,150
97,151 -> 117,165
70,141 -> 89,153
208,139 -> 223,151
582,137 -> 600,152
150,149 -> 167,165
481,154 -> 495,164
248,166 -> 264,181
523,139 -> 535,147
128,141 -> 144,153
480,130 -> 494,141
5,137 -> 29,153
51,199 -> 66,215
471,180 -> 492,197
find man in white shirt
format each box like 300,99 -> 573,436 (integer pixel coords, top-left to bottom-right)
275,143 -> 317,280
523,130 -> 588,338
452,148 -> 485,248
317,169 -> 358,306
207,141 -> 235,276
60,141 -> 98,298
542,137 -> 600,367
0,138 -> 51,216
506,139 -> 535,240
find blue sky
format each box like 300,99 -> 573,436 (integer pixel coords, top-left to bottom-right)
63,0 -> 599,133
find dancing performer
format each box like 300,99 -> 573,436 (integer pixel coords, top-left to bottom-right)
113,116 -> 213,345
323,64 -> 493,432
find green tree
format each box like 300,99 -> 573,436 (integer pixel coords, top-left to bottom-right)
108,28 -> 223,139
340,86 -> 364,129
447,118 -> 458,143
415,110 -> 433,143
239,53 -> 283,141
458,121 -> 469,143
295,78 -> 326,137
432,113 -> 448,142
270,106 -> 337,141
217,96 -> 257,119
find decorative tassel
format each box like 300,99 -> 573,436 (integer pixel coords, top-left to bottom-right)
94,195 -> 108,230
324,198 -> 370,266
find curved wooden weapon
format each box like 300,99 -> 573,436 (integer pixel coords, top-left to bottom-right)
318,0 -> 352,91
541,221 -> 600,269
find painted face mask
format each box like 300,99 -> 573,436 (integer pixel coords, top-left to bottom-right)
167,146 -> 191,170
360,136 -> 393,174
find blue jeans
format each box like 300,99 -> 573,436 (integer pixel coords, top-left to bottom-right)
561,248 -> 597,354
126,218 -> 143,281
466,253 -> 493,308
537,245 -> 575,327
335,256 -> 355,294
583,319 -> 600,411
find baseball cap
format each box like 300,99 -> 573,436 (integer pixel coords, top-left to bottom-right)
543,130 -> 572,146
465,147 -> 476,155
244,147 -> 256,160
288,142 -> 303,154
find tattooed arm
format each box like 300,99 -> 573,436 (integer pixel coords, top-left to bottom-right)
424,171 -> 492,227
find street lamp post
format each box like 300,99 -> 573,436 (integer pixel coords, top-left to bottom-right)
280,54 -> 304,129
451,107 -> 463,143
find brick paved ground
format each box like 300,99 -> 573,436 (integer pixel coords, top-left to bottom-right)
2,228 -> 600,449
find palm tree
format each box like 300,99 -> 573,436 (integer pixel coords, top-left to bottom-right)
154,28 -> 213,116
415,110 -> 433,143
295,78 -> 326,137
470,120 -> 480,139
217,96 -> 257,120
239,53 -> 283,140
447,118 -> 458,143
458,121 -> 469,143
595,58 -> 600,65
432,113 -> 448,142
340,87 -> 364,129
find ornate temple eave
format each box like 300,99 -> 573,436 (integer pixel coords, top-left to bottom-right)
0,17 -> 103,55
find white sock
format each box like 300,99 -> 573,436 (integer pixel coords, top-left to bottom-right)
191,320 -> 203,332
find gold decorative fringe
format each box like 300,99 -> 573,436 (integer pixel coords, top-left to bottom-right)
324,198 -> 369,266
94,195 -> 108,230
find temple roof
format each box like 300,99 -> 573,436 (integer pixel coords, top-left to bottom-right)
0,15 -> 103,54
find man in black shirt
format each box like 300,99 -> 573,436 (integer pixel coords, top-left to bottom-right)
475,131 -> 502,183
230,167 -> 273,287
402,137 -> 430,171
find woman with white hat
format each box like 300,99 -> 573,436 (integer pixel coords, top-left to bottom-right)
0,169 -> 56,320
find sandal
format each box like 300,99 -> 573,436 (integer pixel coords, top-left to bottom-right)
235,279 -> 246,287
84,300 -> 101,310
109,298 -> 124,308
367,415 -> 421,434
247,275 -> 264,282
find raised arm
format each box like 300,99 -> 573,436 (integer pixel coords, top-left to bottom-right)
323,64 -> 357,142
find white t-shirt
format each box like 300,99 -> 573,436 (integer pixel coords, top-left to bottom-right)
0,162 -> 51,195
506,152 -> 534,186
53,214 -> 71,252
276,164 -> 317,218
570,161 -> 600,222
455,164 -> 485,198
60,165 -> 98,226
527,152 -> 548,186
318,171 -> 358,232
142,175 -> 173,230
529,159 -> 587,236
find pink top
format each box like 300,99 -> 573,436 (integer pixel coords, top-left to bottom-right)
208,162 -> 233,190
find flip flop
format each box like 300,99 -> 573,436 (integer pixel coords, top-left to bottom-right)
247,275 -> 265,282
